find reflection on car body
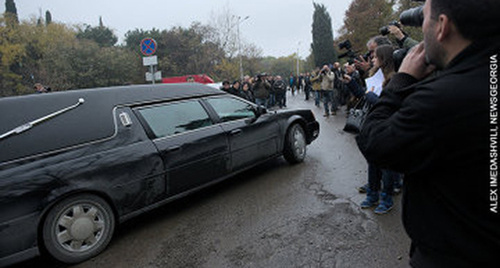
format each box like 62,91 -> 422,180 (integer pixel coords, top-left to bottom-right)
0,83 -> 319,266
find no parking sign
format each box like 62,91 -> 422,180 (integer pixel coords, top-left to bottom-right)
140,38 -> 157,56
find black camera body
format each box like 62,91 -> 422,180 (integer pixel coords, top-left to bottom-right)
338,40 -> 352,50
338,39 -> 371,64
379,21 -> 401,36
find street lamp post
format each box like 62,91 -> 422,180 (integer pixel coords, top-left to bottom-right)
236,16 -> 249,81
297,41 -> 301,78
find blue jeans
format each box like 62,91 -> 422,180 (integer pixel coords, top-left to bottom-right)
323,90 -> 334,114
268,93 -> 275,108
276,92 -> 286,108
255,98 -> 268,108
367,162 -> 401,196
314,91 -> 321,106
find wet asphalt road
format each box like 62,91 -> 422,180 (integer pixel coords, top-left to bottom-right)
13,91 -> 410,268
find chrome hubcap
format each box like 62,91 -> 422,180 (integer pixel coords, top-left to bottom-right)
56,204 -> 105,252
293,129 -> 306,157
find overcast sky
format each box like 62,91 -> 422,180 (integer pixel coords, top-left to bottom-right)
2,0 -> 353,58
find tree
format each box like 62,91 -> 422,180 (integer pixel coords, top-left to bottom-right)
4,0 -> 18,25
124,28 -> 163,52
311,3 -> 337,67
0,17 -> 25,96
1,18 -> 143,96
76,18 -> 118,47
45,10 -> 52,25
337,0 -> 394,54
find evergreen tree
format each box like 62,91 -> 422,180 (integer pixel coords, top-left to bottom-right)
4,0 -> 19,25
76,18 -> 118,47
45,10 -> 52,25
311,3 -> 337,68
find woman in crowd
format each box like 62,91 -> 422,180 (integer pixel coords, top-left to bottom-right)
239,82 -> 254,103
360,45 -> 402,214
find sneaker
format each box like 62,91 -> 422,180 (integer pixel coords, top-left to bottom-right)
323,113 -> 329,117
374,201 -> 393,214
360,192 -> 379,208
360,198 -> 378,208
357,184 -> 368,194
374,193 -> 393,214
393,186 -> 402,195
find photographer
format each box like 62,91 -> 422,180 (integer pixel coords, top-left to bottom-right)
388,25 -> 419,49
354,36 -> 392,80
319,65 -> 336,116
357,0 -> 500,266
380,21 -> 419,50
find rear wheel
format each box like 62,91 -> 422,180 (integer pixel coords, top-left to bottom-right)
283,124 -> 307,164
42,194 -> 115,264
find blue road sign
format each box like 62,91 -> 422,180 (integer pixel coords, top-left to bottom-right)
140,38 -> 157,56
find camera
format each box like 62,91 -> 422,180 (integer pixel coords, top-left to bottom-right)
338,39 -> 371,64
338,40 -> 352,50
393,48 -> 409,71
391,2 -> 424,70
338,40 -> 357,62
379,21 -> 401,36
400,6 -> 424,27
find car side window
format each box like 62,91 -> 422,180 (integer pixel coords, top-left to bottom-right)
137,100 -> 213,138
206,97 -> 256,123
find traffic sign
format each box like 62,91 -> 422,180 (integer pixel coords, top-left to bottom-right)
143,56 -> 158,66
145,71 -> 162,82
140,38 -> 157,56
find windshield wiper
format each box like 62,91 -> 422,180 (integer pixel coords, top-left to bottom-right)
0,98 -> 85,141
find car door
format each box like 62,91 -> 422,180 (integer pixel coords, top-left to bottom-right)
204,96 -> 280,172
135,99 -> 230,196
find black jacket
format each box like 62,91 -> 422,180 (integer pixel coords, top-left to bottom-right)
357,36 -> 500,266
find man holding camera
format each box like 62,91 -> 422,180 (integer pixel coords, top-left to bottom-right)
356,0 -> 500,267
319,65 -> 336,116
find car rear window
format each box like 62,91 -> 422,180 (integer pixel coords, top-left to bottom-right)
136,100 -> 213,138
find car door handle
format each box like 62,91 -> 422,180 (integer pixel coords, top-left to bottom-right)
166,145 -> 181,152
230,129 -> 242,136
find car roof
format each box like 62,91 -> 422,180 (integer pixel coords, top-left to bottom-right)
0,83 -> 226,164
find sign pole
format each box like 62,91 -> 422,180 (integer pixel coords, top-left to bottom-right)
150,64 -> 155,84
140,38 -> 159,84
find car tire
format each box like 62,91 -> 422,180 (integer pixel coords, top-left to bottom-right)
283,123 -> 307,164
42,194 -> 115,264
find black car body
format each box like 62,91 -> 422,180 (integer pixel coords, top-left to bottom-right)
0,83 -> 319,266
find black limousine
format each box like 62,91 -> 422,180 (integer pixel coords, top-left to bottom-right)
0,83 -> 319,266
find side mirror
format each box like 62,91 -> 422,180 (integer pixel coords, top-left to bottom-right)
246,105 -> 266,124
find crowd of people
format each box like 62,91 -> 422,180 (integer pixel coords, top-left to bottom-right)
355,0 -> 499,267
219,63 -> 366,115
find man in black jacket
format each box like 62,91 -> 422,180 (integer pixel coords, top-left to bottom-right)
356,0 -> 500,267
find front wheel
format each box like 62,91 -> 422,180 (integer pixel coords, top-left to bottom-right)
42,194 -> 115,264
283,124 -> 307,164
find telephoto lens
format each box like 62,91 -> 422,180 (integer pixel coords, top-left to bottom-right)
400,6 -> 424,27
